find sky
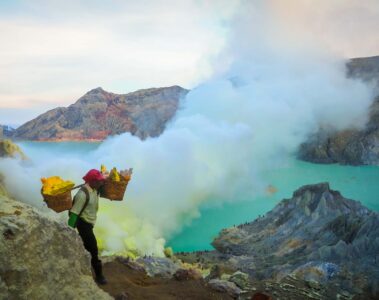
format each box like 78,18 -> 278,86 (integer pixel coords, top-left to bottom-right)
0,0 -> 379,126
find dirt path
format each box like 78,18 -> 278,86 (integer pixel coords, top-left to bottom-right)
98,259 -> 233,300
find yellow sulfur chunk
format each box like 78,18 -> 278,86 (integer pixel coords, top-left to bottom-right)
41,176 -> 75,196
109,167 -> 120,182
120,170 -> 132,181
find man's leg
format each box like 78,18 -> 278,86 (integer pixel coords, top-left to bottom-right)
76,218 -> 107,284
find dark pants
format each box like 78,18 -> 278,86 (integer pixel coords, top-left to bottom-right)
76,218 -> 103,278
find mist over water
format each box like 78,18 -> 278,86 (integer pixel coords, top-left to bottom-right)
0,2 -> 377,256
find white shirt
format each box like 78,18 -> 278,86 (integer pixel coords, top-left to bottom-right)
70,184 -> 99,225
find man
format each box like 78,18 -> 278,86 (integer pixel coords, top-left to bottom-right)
68,169 -> 107,285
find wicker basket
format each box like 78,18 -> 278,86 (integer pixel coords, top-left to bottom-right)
42,191 -> 72,213
100,179 -> 129,201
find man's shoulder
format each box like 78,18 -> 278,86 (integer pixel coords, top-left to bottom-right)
74,188 -> 88,201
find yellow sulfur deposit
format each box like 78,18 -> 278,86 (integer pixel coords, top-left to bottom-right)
41,176 -> 75,196
109,167 -> 120,181
101,165 -> 132,182
120,169 -> 132,181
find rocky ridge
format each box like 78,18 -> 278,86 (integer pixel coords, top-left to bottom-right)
178,183 -> 379,299
298,56 -> 379,165
12,86 -> 188,141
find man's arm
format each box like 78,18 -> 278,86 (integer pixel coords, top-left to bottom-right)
68,190 -> 86,228
68,213 -> 78,228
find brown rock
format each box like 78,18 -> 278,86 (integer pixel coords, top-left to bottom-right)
174,268 -> 202,281
208,279 -> 242,299
115,291 -> 129,300
251,292 -> 272,300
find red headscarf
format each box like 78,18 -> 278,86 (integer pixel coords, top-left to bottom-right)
83,169 -> 105,185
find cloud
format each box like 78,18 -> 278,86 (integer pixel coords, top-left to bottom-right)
1,0 -> 378,125
264,0 -> 379,58
0,0 -> 239,122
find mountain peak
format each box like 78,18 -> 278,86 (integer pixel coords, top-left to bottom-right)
12,85 -> 189,141
86,87 -> 107,95
292,182 -> 331,198
284,182 -> 368,219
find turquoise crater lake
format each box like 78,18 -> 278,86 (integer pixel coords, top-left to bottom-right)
17,141 -> 379,253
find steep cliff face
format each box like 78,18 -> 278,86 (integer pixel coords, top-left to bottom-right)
298,56 -> 379,165
12,86 -> 189,141
0,195 -> 112,299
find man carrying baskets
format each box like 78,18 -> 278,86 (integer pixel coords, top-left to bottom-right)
68,169 -> 107,285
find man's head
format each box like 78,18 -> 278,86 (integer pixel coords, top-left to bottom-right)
83,169 -> 105,190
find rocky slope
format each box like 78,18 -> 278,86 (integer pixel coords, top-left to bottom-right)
0,193 -> 112,299
178,183 -> 379,299
12,86 -> 188,141
298,56 -> 379,165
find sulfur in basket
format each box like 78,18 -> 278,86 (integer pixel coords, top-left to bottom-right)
100,178 -> 129,200
42,190 -> 73,213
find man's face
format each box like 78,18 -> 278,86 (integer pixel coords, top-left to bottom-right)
89,180 -> 104,190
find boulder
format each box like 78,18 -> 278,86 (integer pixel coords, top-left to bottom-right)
206,264 -> 236,280
208,279 -> 242,299
229,271 -> 250,289
0,195 -> 111,299
135,256 -> 180,278
174,268 -> 202,281
251,292 -> 272,300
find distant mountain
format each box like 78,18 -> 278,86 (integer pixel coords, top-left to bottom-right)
12,86 -> 189,141
298,55 -> 379,165
0,125 -> 16,138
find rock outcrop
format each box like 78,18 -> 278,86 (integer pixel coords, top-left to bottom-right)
0,194 -> 112,299
298,56 -> 379,165
12,86 -> 188,141
0,139 -> 26,160
347,55 -> 379,85
179,183 -> 379,299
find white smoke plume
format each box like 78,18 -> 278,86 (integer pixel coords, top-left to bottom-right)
0,1 -> 376,256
